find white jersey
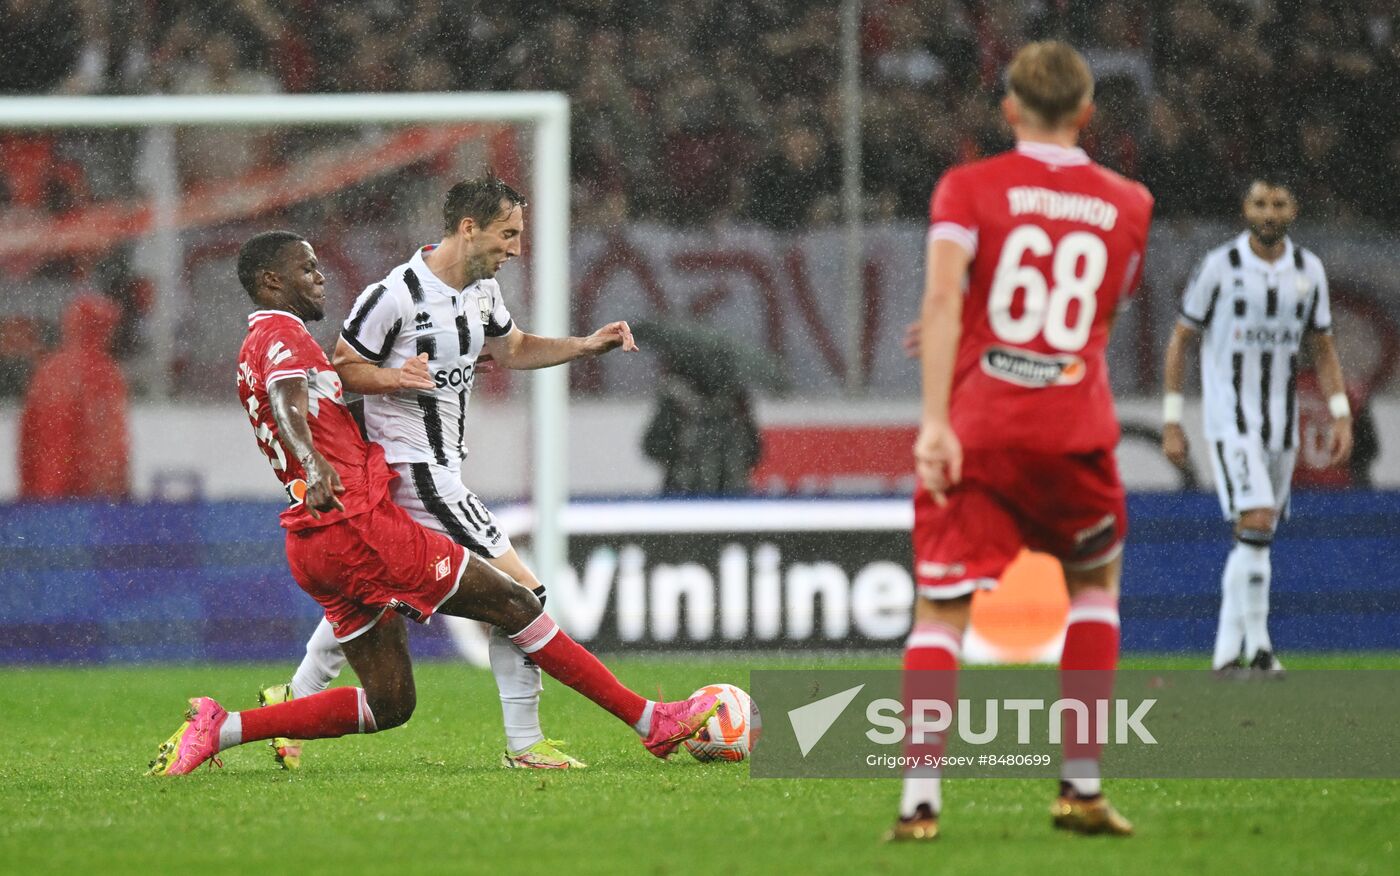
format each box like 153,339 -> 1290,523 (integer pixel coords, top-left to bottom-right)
1180,232 -> 1331,452
340,245 -> 514,468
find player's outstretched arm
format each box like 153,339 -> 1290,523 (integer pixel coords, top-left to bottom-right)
332,337 -> 435,394
485,321 -> 639,371
269,376 -> 346,519
1161,322 -> 1198,468
1309,331 -> 1353,466
580,320 -> 639,355
914,238 -> 969,505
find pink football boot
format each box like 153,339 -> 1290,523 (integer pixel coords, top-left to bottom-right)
147,697 -> 228,776
643,693 -> 720,759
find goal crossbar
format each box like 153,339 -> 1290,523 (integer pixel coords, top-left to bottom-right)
0,92 -> 568,127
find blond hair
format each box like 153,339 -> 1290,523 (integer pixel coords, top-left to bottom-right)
1007,41 -> 1094,128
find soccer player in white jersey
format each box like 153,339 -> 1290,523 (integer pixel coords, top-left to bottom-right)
260,176 -> 638,769
1161,175 -> 1352,676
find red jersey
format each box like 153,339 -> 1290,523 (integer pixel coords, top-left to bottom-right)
929,142 -> 1154,453
237,310 -> 392,531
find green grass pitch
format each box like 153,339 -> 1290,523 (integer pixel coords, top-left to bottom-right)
1,654 -> 1396,875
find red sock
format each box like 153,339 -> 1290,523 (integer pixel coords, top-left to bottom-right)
1060,588 -> 1120,773
902,620 -> 962,768
238,686 -> 375,745
511,614 -> 647,727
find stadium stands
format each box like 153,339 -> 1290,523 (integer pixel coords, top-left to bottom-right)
6,0 -> 1399,228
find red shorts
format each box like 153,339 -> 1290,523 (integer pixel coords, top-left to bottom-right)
284,493 -> 468,642
913,447 -> 1126,600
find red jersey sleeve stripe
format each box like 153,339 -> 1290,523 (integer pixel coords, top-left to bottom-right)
267,368 -> 309,386
929,221 -> 978,256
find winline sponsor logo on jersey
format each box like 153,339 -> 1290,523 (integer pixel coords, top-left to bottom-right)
980,345 -> 1086,388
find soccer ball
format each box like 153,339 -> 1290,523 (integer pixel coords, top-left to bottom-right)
683,683 -> 760,762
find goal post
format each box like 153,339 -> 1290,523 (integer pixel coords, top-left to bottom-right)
0,92 -> 572,586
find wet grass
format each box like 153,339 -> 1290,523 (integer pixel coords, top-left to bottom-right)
0,654 -> 1395,875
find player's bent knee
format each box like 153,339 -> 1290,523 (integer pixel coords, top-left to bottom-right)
366,688 -> 416,731
1063,552 -> 1123,598
1235,509 -> 1276,546
465,562 -> 543,629
1237,503 -> 1282,526
914,592 -> 972,628
499,585 -> 543,629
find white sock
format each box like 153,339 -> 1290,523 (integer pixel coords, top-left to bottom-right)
632,701 -> 656,737
1061,758 -> 1101,797
290,617 -> 346,699
900,769 -> 941,817
489,625 -> 545,752
1239,543 -> 1273,657
217,712 -> 243,751
1212,546 -> 1248,669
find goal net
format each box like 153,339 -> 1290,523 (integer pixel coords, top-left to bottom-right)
0,93 -> 571,581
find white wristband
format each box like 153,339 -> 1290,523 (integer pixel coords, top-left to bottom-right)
1328,393 -> 1351,419
1162,392 -> 1184,425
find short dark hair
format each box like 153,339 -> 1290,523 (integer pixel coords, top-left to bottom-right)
237,230 -> 306,299
442,175 -> 527,234
1242,171 -> 1297,200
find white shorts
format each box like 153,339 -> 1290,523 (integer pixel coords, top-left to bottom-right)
1207,438 -> 1297,521
390,461 -> 512,559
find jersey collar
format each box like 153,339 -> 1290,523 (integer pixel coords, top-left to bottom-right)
1234,231 -> 1294,271
1015,141 -> 1090,167
247,309 -> 307,330
412,246 -> 480,296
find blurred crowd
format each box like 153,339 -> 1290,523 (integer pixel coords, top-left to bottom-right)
3,0 -> 1400,399
5,0 -> 1400,228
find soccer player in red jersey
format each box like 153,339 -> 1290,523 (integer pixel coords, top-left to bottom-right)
888,41 -> 1154,840
146,231 -> 719,775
